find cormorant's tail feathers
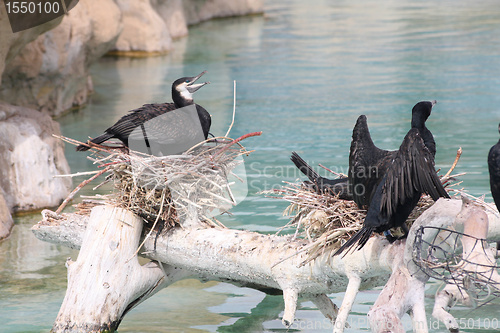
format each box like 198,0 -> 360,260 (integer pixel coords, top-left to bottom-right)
76,133 -> 114,151
291,152 -> 320,181
76,143 -> 90,151
333,227 -> 375,257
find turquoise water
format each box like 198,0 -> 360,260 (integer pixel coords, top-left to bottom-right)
3,0 -> 500,331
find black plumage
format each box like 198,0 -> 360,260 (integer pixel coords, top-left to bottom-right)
290,152 -> 352,200
334,101 -> 450,256
76,71 -> 211,152
488,123 -> 500,211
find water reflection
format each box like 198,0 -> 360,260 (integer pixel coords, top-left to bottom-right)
0,214 -> 75,332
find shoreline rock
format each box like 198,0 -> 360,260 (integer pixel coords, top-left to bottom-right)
0,4 -> 62,87
113,0 -> 264,55
0,0 -> 123,117
114,0 -> 172,54
0,102 -> 72,217
182,0 -> 264,26
0,193 -> 13,241
0,0 -> 264,116
0,0 -> 264,238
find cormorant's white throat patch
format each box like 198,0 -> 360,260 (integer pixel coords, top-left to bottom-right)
177,85 -> 193,101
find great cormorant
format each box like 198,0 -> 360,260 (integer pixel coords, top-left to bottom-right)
334,101 -> 450,256
76,71 -> 211,151
488,123 -> 500,211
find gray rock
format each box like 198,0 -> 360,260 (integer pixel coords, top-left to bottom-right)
0,3 -> 62,86
113,0 -> 172,54
0,0 -> 123,116
151,0 -> 188,39
182,0 -> 264,25
151,0 -> 264,40
0,0 -> 264,116
0,0 -> 264,238
0,192 -> 13,241
0,102 -> 71,214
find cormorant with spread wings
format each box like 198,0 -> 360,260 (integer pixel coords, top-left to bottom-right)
334,101 -> 449,256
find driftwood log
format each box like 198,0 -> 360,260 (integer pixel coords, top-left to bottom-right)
32,198 -> 500,333
431,198 -> 500,332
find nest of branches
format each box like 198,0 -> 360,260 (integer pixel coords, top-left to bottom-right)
58,132 -> 261,234
266,149 -> 464,265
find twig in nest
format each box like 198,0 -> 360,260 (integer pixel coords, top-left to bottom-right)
318,163 -> 347,178
267,149 -> 464,266
443,147 -> 462,180
54,170 -> 102,178
130,187 -> 167,260
224,80 -> 237,138
454,191 -> 499,215
55,167 -> 110,214
213,131 -> 262,158
56,127 -> 260,237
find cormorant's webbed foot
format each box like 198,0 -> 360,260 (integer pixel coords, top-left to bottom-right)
383,230 -> 398,243
384,224 -> 410,243
153,221 -> 165,252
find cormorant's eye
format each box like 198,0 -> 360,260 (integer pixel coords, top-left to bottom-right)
185,79 -> 190,83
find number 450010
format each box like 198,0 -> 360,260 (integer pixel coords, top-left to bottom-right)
5,1 -> 60,14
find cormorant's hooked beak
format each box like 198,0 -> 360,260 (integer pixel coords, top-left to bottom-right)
431,100 -> 437,106
187,70 -> 210,93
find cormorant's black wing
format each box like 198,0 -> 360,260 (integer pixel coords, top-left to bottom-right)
488,140 -> 500,210
380,128 -> 449,217
196,104 -> 211,139
349,115 -> 391,208
106,103 -> 177,141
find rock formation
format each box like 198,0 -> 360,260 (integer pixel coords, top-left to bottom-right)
113,0 -> 265,54
0,193 -> 13,240
0,0 -> 264,239
113,0 -> 171,54
0,4 -> 67,239
0,102 -> 71,214
0,0 -> 123,116
0,0 -> 264,116
182,0 -> 264,25
0,3 -> 62,87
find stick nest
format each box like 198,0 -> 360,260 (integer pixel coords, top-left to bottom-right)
62,133 -> 260,233
266,151 -> 464,265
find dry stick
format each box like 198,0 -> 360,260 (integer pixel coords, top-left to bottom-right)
54,170 -> 102,178
443,147 -> 463,180
131,187 -> 167,259
55,167 -> 110,214
98,160 -> 128,168
458,191 -> 499,214
318,163 -> 347,178
184,136 -> 233,155
213,132 -> 263,158
224,80 -> 237,138
53,134 -> 122,154
93,178 -> 112,191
